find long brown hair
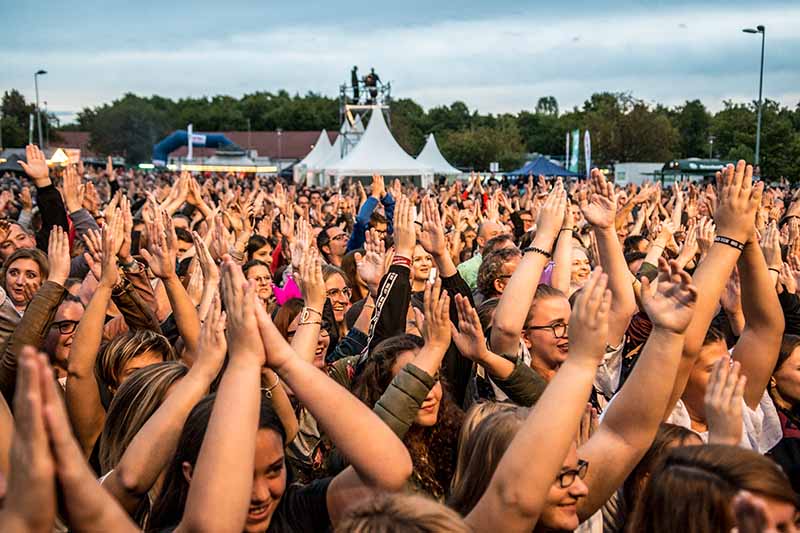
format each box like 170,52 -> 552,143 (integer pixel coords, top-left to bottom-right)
621,423 -> 701,524
352,334 -> 464,500
627,444 -> 796,533
448,406 -> 528,515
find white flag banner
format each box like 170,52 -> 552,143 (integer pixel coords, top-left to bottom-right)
187,124 -> 193,161
565,131 -> 570,170
584,130 -> 591,178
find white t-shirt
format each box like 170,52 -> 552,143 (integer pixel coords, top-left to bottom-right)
665,391 -> 782,454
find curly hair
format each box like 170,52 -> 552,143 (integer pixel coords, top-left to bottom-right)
476,247 -> 521,298
352,334 -> 464,500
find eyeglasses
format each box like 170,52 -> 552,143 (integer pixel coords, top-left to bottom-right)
330,233 -> 349,242
50,320 -> 79,335
525,322 -> 568,339
556,460 -> 589,489
326,287 -> 352,299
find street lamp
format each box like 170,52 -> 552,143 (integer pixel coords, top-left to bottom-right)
742,25 -> 765,169
34,69 -> 47,148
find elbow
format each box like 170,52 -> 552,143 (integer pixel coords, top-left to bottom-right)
114,463 -> 150,497
369,447 -> 412,492
493,478 -> 542,521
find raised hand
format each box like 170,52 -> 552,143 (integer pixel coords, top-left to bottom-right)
192,231 -> 219,285
19,144 -> 50,186
533,178 -> 567,247
118,195 -> 134,263
3,348 -> 56,532
579,169 -> 616,229
704,356 -> 746,445
82,228 -> 104,281
356,229 -> 387,295
193,294 -> 227,379
100,223 -> 120,288
421,277 -> 451,352
140,210 -> 178,280
417,195 -> 447,258
779,263 -> 797,294
371,173 -> 386,199
19,186 -> 33,211
220,257 -> 266,366
759,221 -> 782,270
695,216 -> 716,258
47,226 -> 71,286
392,194 -> 416,258
451,293 -> 492,363
714,160 -> 763,243
568,267 -> 612,365
640,258 -> 698,334
293,247 -> 326,311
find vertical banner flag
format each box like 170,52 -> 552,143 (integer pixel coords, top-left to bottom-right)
569,129 -> 580,173
584,130 -> 591,178
565,131 -> 570,170
187,123 -> 193,161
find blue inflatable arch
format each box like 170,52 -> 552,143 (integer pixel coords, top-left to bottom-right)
152,130 -> 235,165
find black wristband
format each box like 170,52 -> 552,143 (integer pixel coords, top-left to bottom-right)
523,246 -> 552,259
769,267 -> 781,274
714,235 -> 745,251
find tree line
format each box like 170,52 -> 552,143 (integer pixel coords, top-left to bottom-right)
2,88 -> 799,177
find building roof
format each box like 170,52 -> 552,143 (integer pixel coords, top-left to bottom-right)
55,130 -> 338,161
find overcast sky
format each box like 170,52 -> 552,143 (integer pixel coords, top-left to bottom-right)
5,0 -> 799,124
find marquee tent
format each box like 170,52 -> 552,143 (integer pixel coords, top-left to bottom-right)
325,109 -> 433,186
416,133 -> 461,175
507,155 -> 581,178
293,129 -> 333,185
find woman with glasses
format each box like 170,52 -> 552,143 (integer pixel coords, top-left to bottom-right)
322,264 -> 352,338
457,262 -> 699,533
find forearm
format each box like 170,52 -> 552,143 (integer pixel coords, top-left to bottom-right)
738,242 -> 783,332
163,276 -> 201,355
431,248 -> 457,278
290,322 -> 322,365
683,243 -> 741,356
68,286 -> 112,378
180,360 -> 261,533
276,356 -> 411,490
595,226 -> 636,342
264,369 -> 298,443
490,242 -> 551,354
550,230 -> 572,294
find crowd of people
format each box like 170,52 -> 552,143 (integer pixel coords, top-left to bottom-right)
0,142 -> 798,532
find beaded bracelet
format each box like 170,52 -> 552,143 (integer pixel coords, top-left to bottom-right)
522,246 -> 552,259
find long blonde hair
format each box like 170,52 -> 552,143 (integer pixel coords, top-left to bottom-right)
335,493 -> 470,533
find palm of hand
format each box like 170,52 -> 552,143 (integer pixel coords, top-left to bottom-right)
581,196 -> 615,228
419,227 -> 445,255
357,252 -> 384,286
23,158 -> 49,182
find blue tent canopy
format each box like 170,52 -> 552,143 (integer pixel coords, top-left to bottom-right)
507,156 -> 581,177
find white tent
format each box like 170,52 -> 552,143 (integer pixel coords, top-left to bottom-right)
293,130 -> 332,184
326,109 -> 433,186
416,133 -> 461,175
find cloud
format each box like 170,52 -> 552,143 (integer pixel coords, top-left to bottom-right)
4,2 -> 799,122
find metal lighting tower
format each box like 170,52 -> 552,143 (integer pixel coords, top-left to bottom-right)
742,25 -> 765,168
34,69 -> 47,148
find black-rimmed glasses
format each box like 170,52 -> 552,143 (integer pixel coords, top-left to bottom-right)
525,322 -> 568,339
556,459 -> 589,488
50,320 -> 79,335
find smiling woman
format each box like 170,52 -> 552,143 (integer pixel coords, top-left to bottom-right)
1,248 -> 48,313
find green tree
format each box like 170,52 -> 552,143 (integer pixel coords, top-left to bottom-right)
671,100 -> 712,158
439,120 -> 524,171
86,93 -> 171,164
535,96 -> 559,116
390,98 -> 427,155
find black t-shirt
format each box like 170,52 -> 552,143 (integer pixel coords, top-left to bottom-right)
267,477 -> 332,532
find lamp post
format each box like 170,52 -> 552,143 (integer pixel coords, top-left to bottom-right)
742,25 -> 765,169
277,128 -> 283,171
708,135 -> 715,159
34,69 -> 47,148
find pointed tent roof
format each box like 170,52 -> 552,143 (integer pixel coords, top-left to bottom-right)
297,130 -> 332,169
507,155 -> 581,177
416,133 -> 461,175
326,109 -> 432,178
